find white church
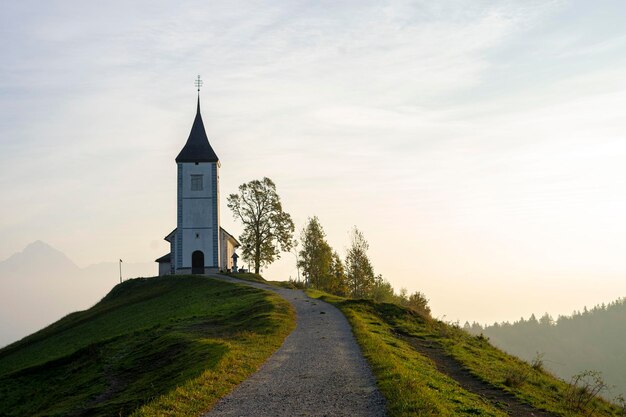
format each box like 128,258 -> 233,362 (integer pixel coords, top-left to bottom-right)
155,92 -> 239,275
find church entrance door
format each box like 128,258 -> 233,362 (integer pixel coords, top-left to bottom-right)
192,250 -> 205,274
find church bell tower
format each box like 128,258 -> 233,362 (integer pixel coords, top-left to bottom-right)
173,86 -> 220,274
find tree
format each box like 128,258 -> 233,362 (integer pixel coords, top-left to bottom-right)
539,313 -> 554,326
398,287 -> 408,303
371,274 -> 395,303
406,291 -> 431,316
227,177 -> 294,274
298,217 -> 333,289
345,227 -> 375,298
328,251 -> 348,296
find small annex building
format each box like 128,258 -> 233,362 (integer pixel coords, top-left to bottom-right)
155,93 -> 239,275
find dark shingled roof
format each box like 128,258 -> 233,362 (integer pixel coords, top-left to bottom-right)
164,228 -> 176,242
155,253 -> 171,263
175,97 -> 219,163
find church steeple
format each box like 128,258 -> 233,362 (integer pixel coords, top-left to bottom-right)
175,95 -> 219,163
155,77 -> 241,276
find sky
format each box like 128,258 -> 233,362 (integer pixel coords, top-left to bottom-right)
2,0 -> 626,325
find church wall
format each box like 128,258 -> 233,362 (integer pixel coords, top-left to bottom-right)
181,228 -> 216,267
219,233 -> 226,270
181,163 -> 213,197
177,162 -> 220,269
212,164 -> 220,267
219,231 -> 237,271
170,239 -> 175,274
158,262 -> 171,276
176,164 -> 183,269
182,199 -> 213,227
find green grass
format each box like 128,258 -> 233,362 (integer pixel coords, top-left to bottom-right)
221,272 -> 305,290
307,289 -> 623,417
267,280 -> 306,289
0,275 -> 294,417
224,272 -> 267,283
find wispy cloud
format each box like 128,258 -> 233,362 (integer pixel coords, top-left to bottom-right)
2,0 -> 626,324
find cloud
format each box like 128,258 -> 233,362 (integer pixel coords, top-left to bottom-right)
3,0 -> 626,325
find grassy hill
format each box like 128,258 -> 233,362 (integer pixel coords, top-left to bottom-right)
3,274 -> 624,417
308,290 -> 625,417
0,275 -> 294,417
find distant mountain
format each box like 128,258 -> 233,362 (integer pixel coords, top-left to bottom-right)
0,241 -> 155,347
0,240 -> 79,276
467,298 -> 626,399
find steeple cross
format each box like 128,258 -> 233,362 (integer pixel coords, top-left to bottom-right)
195,75 -> 203,92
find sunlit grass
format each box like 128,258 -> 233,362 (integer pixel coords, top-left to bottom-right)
307,290 -> 506,416
307,289 -> 623,417
224,272 -> 266,283
0,275 -> 294,417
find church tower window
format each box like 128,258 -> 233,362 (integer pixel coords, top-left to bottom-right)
191,174 -> 203,191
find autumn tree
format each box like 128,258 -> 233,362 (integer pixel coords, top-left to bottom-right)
345,227 -> 375,298
227,177 -> 294,274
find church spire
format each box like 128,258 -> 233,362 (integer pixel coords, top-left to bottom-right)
175,77 -> 219,163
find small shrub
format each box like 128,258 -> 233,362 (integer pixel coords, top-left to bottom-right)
475,333 -> 489,343
531,352 -> 545,372
563,370 -> 609,415
613,394 -> 626,416
405,291 -> 431,317
288,278 -> 306,290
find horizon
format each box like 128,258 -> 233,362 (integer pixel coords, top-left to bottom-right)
3,234 -> 625,329
2,1 -> 626,327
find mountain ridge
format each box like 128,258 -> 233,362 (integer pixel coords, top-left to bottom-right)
0,241 -> 155,347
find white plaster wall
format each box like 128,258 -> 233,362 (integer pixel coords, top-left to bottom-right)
216,166 -> 221,266
181,228 -> 215,267
178,162 -> 220,268
220,232 -> 227,270
227,241 -> 236,270
181,163 -> 213,197
219,230 -> 239,271
183,199 -> 213,228
170,240 -> 175,274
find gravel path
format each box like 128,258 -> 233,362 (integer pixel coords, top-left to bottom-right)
203,275 -> 387,417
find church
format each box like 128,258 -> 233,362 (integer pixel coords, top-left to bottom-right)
155,90 -> 239,275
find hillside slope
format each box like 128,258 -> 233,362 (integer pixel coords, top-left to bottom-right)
3,273 -> 623,417
309,290 -> 624,417
0,275 -> 294,417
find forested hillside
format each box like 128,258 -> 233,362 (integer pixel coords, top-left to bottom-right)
467,298 -> 626,400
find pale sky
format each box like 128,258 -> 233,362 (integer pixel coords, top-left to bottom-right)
2,0 -> 626,325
